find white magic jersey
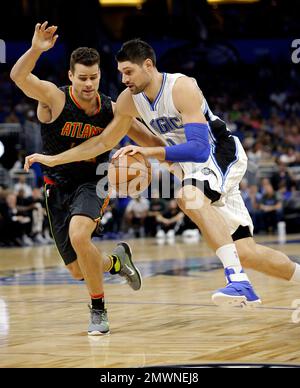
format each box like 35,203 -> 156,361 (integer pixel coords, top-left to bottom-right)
132,72 -> 234,178
132,73 -> 208,147
132,72 -> 253,236
133,73 -> 201,177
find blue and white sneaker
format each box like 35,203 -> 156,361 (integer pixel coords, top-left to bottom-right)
212,269 -> 261,308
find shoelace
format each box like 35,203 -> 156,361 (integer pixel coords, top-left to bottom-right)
90,308 -> 107,324
121,271 -> 133,283
225,282 -> 251,291
120,264 -> 132,277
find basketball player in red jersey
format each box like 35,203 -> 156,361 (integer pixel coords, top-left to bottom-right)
10,23 -> 159,335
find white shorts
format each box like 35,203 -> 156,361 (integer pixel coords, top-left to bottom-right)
181,136 -> 254,238
215,188 -> 254,237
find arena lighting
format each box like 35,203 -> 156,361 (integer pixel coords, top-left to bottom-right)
99,0 -> 145,7
99,0 -> 259,5
208,0 -> 259,3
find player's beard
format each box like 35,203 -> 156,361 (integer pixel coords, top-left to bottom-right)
130,80 -> 150,95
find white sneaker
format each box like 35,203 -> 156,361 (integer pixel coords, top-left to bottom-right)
166,229 -> 175,239
43,230 -> 54,244
182,229 -> 192,238
182,229 -> 200,244
156,230 -> 166,239
34,233 -> 48,244
191,229 -> 200,242
166,230 -> 175,244
156,230 -> 166,245
22,235 -> 34,246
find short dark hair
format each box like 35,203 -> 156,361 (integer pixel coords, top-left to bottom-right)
116,39 -> 156,66
70,47 -> 100,73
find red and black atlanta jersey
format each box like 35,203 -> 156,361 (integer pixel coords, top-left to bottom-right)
40,86 -> 113,188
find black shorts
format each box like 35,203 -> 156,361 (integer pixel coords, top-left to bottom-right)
45,182 -> 109,265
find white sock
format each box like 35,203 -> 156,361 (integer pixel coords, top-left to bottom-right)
216,243 -> 249,282
291,263 -> 300,283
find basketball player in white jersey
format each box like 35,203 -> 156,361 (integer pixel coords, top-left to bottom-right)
25,39 -> 300,307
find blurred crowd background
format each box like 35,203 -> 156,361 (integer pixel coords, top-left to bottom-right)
1,0 -> 300,247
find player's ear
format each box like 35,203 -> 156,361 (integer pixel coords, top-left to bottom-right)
144,59 -> 153,71
68,70 -> 73,82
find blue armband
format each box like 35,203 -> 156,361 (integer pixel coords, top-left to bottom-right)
165,123 -> 210,163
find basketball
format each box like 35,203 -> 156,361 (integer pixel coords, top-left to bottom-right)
108,153 -> 152,197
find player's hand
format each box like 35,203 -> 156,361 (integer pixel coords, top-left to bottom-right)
24,153 -> 56,172
112,145 -> 145,159
32,21 -> 59,52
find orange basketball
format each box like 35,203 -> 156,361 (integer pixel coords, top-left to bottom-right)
108,153 -> 152,197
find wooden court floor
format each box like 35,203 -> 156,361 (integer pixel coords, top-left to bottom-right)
0,234 -> 300,368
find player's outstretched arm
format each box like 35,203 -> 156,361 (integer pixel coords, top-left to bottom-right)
127,119 -> 184,181
10,22 -> 61,106
24,92 -> 135,171
127,120 -> 166,147
24,113 -> 132,171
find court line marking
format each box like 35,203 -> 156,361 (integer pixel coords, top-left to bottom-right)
0,298 -> 297,312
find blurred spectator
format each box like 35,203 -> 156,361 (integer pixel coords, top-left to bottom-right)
10,151 -> 26,172
277,182 -> 296,202
31,188 -> 48,244
125,196 -> 150,237
271,161 -> 296,191
0,187 -> 5,246
260,183 -> 283,234
4,111 -> 20,124
156,200 -> 184,239
144,197 -> 167,237
247,142 -> 270,164
14,175 -> 33,198
260,178 -> 272,195
101,205 -> 114,234
286,125 -> 300,146
240,180 -> 264,233
0,192 -> 32,246
279,146 -> 298,165
248,184 -> 264,233
100,201 -> 124,238
240,179 -> 252,214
